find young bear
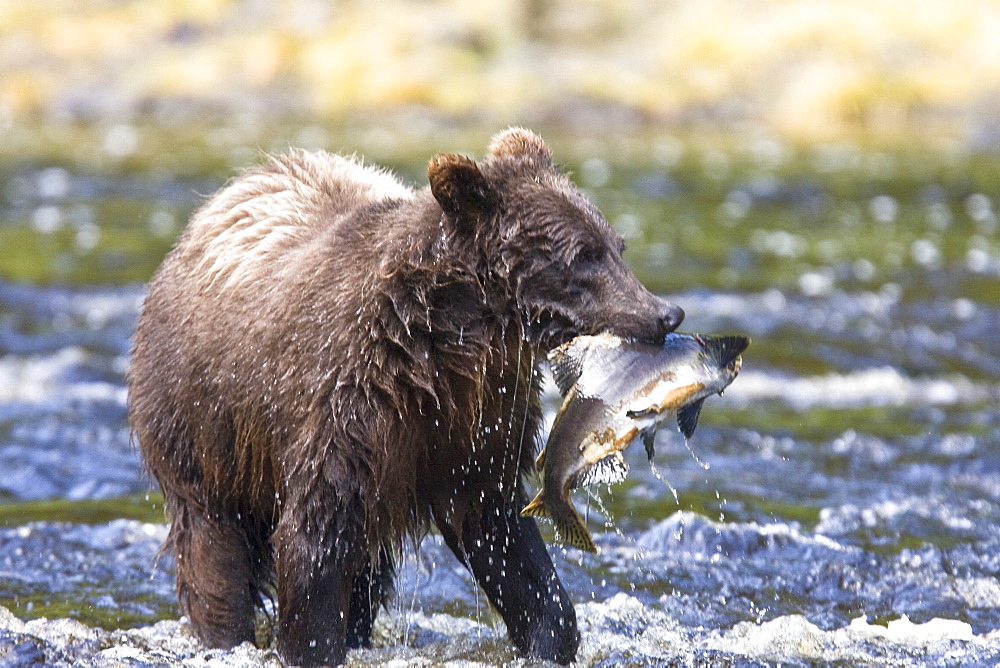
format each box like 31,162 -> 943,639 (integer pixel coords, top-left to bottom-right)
128,128 -> 683,666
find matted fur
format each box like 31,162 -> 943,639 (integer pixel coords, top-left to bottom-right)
128,128 -> 682,666
186,151 -> 411,292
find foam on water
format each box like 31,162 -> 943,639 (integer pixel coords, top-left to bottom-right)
637,509 -> 848,557
706,613 -> 985,664
0,347 -> 128,406
4,526 -> 1000,668
724,367 -> 996,410
0,284 -> 140,501
0,275 -> 997,664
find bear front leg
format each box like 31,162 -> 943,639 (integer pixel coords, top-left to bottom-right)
438,492 -> 579,664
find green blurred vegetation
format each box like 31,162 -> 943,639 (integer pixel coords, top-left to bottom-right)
0,492 -> 166,527
2,121 -> 996,313
2,591 -> 178,631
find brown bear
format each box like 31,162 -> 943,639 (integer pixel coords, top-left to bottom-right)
128,128 -> 683,666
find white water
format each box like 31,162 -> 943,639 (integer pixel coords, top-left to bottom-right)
2,283 -> 999,665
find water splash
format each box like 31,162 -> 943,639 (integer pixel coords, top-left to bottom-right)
680,437 -> 711,471
648,460 -> 680,505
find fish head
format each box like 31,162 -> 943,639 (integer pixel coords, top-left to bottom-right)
568,417 -> 639,487
575,451 -> 629,487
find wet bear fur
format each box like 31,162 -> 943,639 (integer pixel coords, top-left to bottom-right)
128,128 -> 682,666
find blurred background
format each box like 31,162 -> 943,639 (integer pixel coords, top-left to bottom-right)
1,1 -> 1000,665
4,0 -> 1000,142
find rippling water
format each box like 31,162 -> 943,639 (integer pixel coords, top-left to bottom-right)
1,133 -> 998,665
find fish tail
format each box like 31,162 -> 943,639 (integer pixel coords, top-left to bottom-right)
703,335 -> 751,368
555,514 -> 597,553
521,492 -> 598,552
520,491 -> 550,518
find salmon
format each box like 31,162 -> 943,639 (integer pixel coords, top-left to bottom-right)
521,332 -> 749,552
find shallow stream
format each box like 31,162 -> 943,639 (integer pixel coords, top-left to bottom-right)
1,128 -> 998,665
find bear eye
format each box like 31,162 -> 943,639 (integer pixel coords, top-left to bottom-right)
575,245 -> 604,265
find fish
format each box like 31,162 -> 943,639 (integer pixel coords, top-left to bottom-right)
520,331 -> 750,552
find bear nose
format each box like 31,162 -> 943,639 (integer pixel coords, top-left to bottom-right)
658,304 -> 684,336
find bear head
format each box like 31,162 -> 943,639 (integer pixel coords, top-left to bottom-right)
428,127 -> 683,349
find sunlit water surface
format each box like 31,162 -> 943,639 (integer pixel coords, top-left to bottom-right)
1,133 -> 998,665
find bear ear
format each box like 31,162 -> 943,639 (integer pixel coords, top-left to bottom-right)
487,127 -> 553,167
428,153 -> 494,233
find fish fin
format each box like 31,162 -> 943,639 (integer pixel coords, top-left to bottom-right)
554,514 -> 598,553
626,405 -> 655,419
548,342 -> 585,396
520,491 -> 551,519
641,429 -> 657,460
703,335 -> 751,368
677,398 -> 706,439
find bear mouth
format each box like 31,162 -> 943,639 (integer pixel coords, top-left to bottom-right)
523,309 -> 581,351
524,310 -> 669,351
524,305 -> 679,351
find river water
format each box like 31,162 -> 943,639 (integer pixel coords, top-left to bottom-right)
1,130 -> 999,665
